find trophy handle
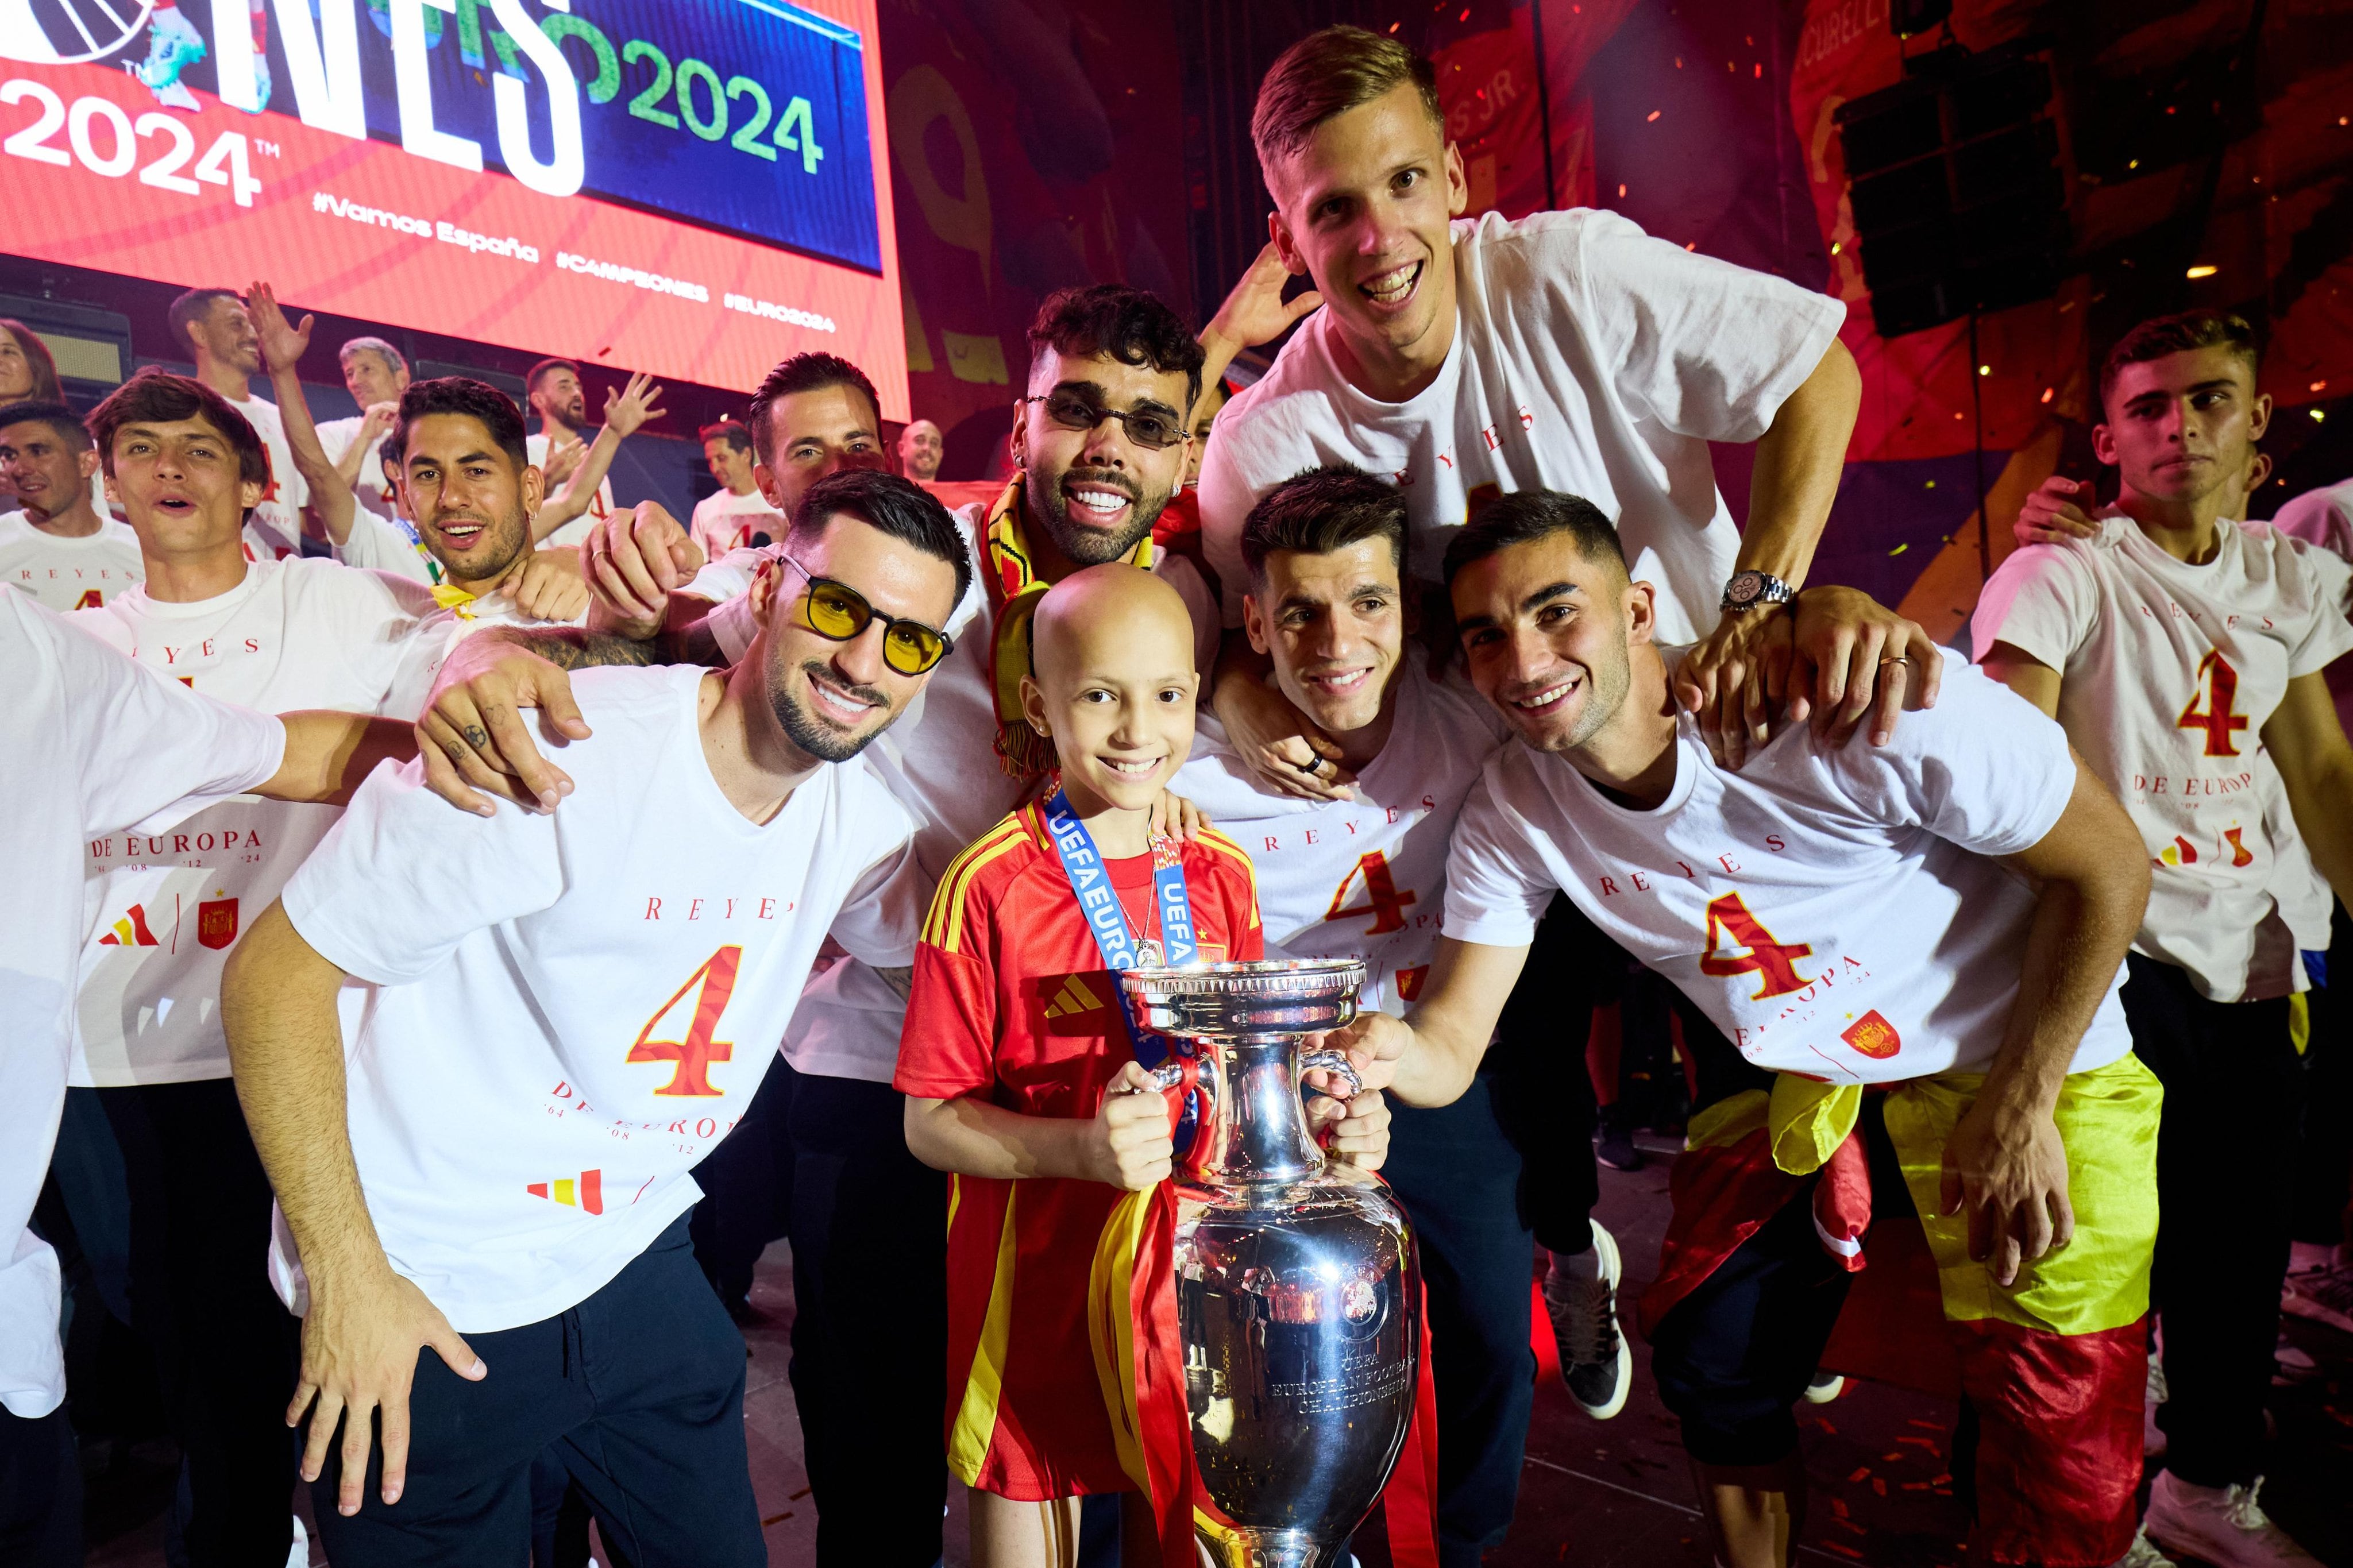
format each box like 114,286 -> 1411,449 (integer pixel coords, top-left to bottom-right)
1296,1049 -> 1364,1098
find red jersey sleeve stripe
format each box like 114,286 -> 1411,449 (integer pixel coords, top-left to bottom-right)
1196,829 -> 1263,929
923,816 -> 1029,952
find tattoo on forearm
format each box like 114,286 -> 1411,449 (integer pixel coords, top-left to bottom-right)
508,628 -> 663,671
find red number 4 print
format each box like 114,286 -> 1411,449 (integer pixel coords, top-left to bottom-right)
2178,650 -> 2248,758
1324,851 -> 1418,935
627,946 -> 742,1096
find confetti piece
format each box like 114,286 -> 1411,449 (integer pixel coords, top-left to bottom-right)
1648,110 -> 1661,121
1898,1436 -> 1939,1449
1925,478 -> 1937,488
1889,543 -> 1908,556
1756,63 -> 1764,77
1818,1419 -> 1839,1434
1931,1473 -> 1953,1485
1831,1499 -> 1850,1517
1884,1453 -> 1906,1462
761,1511 -> 796,1525
2040,387 -> 2055,403
1823,1543 -> 1865,1559
1904,1481 -> 1933,1490
1834,1516 -> 1866,1534
1849,1466 -> 1873,1483
1873,1478 -> 1888,1496
789,1488 -> 812,1500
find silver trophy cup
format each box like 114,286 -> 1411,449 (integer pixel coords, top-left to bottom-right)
1120,959 -> 1421,1568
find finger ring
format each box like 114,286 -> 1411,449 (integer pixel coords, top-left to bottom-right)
1294,755 -> 1325,775
1879,656 -> 1911,666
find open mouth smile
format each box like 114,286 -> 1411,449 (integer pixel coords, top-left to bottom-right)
1507,674 -> 1581,717
1359,260 -> 1423,313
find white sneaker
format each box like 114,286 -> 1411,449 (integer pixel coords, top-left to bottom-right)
286,1514 -> 308,1568
2143,1471 -> 2322,1567
2112,1524 -> 2177,1568
1544,1224 -> 1631,1420
2144,1350 -> 2169,1459
1803,1370 -> 1845,1404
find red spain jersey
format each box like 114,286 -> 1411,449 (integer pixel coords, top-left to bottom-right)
896,802 -> 1262,1501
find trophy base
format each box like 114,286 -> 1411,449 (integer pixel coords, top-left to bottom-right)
1195,1527 -> 1330,1568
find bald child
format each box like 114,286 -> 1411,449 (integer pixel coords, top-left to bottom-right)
897,566 -> 1384,1567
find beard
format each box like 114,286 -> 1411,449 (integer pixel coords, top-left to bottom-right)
431,508 -> 532,588
1023,463 -> 1174,567
770,657 -> 893,763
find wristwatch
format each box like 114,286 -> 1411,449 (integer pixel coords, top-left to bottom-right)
1720,570 -> 1796,612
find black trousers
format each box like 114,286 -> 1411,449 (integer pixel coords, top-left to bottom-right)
2121,953 -> 2304,1488
0,1405 -> 79,1568
694,1058 -> 947,1567
97,1077 -> 299,1568
314,1216 -> 761,1568
1384,1074 -> 1540,1566
2292,902 -> 2353,1246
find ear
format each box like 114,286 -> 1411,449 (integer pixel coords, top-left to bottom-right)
2090,422 -> 2117,468
2248,392 -> 2273,442
1009,402 -> 1031,472
747,557 -> 782,626
1624,579 -> 1658,647
76,447 -> 99,482
1241,592 -> 1271,656
1019,671 -> 1051,738
520,457 -> 545,521
1267,206 -> 1308,279
1443,141 -> 1469,218
240,477 -> 264,513
753,462 -> 788,512
2248,450 -> 2273,494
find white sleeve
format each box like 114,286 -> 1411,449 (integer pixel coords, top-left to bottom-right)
37,601 -> 287,835
1568,210 -> 1845,445
2277,543 -> 2353,678
828,840 -> 928,970
1438,763 -> 1561,949
334,509 -> 435,584
1819,650 -> 2076,858
281,757 -> 565,984
1152,551 -> 1224,677
1968,543 -> 2098,670
684,545 -> 776,665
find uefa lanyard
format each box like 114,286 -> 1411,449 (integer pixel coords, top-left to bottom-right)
1042,788 -> 1198,971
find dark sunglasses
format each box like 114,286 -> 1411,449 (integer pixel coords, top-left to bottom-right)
1023,388 -> 1189,450
777,554 -> 954,675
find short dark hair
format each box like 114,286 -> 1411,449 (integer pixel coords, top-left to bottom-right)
1253,26 -> 1445,170
2099,310 -> 2260,416
0,398 -> 91,453
1441,490 -> 1626,587
88,368 -> 267,486
786,468 -> 973,613
0,321 -> 64,402
1240,464 -> 1406,582
1028,285 -> 1205,413
747,353 -> 882,469
524,357 -> 580,397
699,420 -> 753,454
166,287 -> 241,354
385,377 -> 530,472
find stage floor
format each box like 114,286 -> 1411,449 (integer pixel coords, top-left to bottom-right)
83,1135 -> 2353,1566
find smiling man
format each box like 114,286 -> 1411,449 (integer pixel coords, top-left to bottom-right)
1329,490 -> 2161,1568
1198,26 -> 1934,800
1974,311 -> 2353,1568
0,400 -> 144,610
1169,466 -> 1634,1563
219,469 -> 962,1567
64,364 -> 445,1567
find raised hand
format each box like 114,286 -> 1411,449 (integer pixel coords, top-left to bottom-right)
602,370 -> 668,439
582,502 -> 702,639
244,281 -> 313,374
1205,241 -> 1325,363
539,432 -> 587,489
2013,475 -> 2103,546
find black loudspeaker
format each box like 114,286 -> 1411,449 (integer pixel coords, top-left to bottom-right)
1833,41 -> 2070,338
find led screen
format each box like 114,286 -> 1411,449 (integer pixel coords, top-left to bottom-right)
0,0 -> 907,409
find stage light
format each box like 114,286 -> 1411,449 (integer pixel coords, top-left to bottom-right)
2186,265 -> 2218,279
2315,410 -> 2329,422
1978,364 -> 1991,374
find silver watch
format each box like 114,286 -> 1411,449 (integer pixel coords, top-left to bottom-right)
1721,570 -> 1795,612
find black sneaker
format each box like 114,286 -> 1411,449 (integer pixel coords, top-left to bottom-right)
1595,1105 -> 1644,1172
1545,1224 -> 1631,1419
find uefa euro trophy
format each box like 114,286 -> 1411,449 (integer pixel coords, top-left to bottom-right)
1120,959 -> 1421,1568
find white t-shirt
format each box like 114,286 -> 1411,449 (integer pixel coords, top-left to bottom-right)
67,557 -> 441,1087
529,430 -> 615,549
276,666 -> 924,1330
226,393 -> 310,559
0,509 -> 145,611
1972,516 -> 2353,1000
1196,209 -> 1845,642
315,414 -> 398,522
379,586 -> 589,721
2,592 -> 283,1418
1444,650 -> 2131,1083
682,502 -> 1225,1082
689,487 -> 783,561
1171,662 -> 1506,1013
